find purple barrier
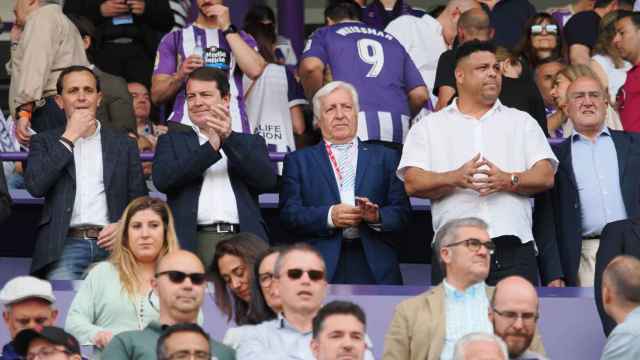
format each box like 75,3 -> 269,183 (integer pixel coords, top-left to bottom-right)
0,282 -> 606,359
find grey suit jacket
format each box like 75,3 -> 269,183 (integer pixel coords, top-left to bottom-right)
24,126 -> 147,275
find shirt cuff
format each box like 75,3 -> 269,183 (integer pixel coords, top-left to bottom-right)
327,205 -> 336,229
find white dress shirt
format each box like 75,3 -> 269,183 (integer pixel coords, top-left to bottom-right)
194,126 -> 240,225
398,100 -> 558,244
385,14 -> 447,104
69,122 -> 109,227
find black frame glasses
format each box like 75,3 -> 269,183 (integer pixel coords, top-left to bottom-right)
155,271 -> 206,285
25,346 -> 72,360
445,238 -> 495,255
286,268 -> 325,281
166,349 -> 212,360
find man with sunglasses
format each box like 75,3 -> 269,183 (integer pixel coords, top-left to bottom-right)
103,250 -> 235,359
13,326 -> 81,360
489,276 -> 546,360
383,218 -> 545,360
237,243 -> 374,359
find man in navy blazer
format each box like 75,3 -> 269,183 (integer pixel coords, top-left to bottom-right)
24,66 -> 147,279
279,81 -> 412,285
534,76 -> 640,287
153,67 -> 276,270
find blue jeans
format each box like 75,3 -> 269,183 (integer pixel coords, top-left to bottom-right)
46,237 -> 109,280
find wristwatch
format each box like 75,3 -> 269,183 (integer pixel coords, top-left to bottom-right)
510,174 -> 520,188
222,24 -> 238,36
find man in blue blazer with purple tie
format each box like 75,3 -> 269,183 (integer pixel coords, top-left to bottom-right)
279,81 -> 412,285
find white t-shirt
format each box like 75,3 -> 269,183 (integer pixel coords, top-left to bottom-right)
385,14 -> 447,104
397,99 -> 558,243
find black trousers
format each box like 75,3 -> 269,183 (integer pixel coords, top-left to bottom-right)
431,235 -> 539,286
95,42 -> 153,88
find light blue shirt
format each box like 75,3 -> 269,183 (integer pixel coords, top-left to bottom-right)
236,314 -> 375,360
601,306 -> 640,360
441,280 -> 493,360
571,127 -> 627,237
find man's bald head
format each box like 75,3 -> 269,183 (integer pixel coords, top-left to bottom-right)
156,250 -> 205,274
458,7 -> 493,43
603,255 -> 640,305
446,0 -> 481,13
492,276 -> 539,309
490,276 -> 539,358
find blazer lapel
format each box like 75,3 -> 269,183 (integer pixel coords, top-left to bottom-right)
101,129 -> 120,188
355,141 -> 369,193
311,142 -> 341,201
556,140 -> 578,190
611,131 -> 630,184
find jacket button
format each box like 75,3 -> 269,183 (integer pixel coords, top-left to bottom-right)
65,208 -> 72,212
574,203 -> 578,209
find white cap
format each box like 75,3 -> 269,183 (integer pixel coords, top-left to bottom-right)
0,276 -> 56,306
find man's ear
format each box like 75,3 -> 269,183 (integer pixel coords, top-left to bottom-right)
96,92 -> 103,108
454,67 -> 464,87
310,338 -> 320,358
54,95 -> 64,110
51,309 -> 59,323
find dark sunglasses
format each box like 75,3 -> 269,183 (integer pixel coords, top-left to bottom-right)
531,24 -> 558,35
156,270 -> 206,285
286,268 -> 325,281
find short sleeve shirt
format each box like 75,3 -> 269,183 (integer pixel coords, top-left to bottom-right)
154,23 -> 256,133
433,49 -> 456,96
303,21 -> 425,143
617,65 -> 640,132
397,100 -> 558,242
564,11 -> 600,49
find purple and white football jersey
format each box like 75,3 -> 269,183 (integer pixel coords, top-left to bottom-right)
302,21 -> 425,143
154,23 -> 255,133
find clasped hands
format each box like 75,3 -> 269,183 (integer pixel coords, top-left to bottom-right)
453,153 -> 514,196
331,197 -> 380,229
201,104 -> 232,151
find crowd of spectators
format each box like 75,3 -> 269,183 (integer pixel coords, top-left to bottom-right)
3,0 -> 640,358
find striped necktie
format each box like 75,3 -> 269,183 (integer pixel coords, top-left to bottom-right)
332,143 -> 355,192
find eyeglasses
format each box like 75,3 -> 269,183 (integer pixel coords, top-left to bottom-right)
166,350 -> 212,360
445,238 -> 495,255
155,271 -> 206,285
286,268 -> 325,281
25,346 -> 72,360
493,307 -> 539,325
531,24 -> 558,35
259,272 -> 274,286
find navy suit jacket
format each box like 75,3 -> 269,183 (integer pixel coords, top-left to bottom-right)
24,127 -> 148,275
594,218 -> 640,336
279,141 -> 412,284
153,130 -> 277,250
0,160 -> 10,224
534,130 -> 640,286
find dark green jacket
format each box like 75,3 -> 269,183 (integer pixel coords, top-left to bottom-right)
102,321 -> 235,360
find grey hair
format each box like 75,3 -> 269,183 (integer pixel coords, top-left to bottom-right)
311,81 -> 360,127
433,217 -> 489,273
453,332 -> 509,360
